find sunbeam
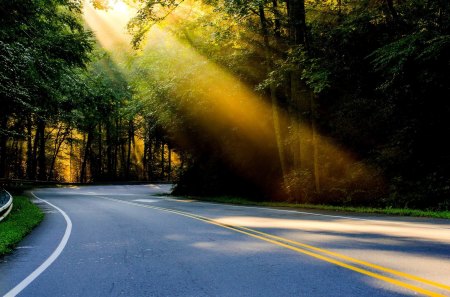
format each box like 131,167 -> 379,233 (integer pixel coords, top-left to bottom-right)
82,0 -> 383,200
83,0 -> 134,53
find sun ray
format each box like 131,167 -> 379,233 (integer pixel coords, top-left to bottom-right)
83,0 -> 382,198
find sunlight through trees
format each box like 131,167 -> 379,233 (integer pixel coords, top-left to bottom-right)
1,0 -> 449,209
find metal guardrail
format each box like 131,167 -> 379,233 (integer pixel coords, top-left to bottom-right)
0,178 -> 171,222
0,178 -> 59,187
0,178 -> 172,187
0,189 -> 13,222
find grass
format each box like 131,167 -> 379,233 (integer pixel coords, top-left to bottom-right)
177,196 -> 450,219
0,195 -> 44,256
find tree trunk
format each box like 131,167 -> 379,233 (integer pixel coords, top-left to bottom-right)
49,125 -> 68,180
386,0 -> 399,21
168,145 -> 172,181
48,124 -> 61,180
143,135 -> 148,180
0,115 -> 8,178
16,135 -> 24,178
98,124 -> 103,177
10,138 -> 18,178
288,0 -> 308,49
148,138 -> 153,180
311,93 -> 321,193
80,129 -> 92,183
31,120 -> 40,180
120,127 -> 126,178
272,0 -> 281,40
259,3 -> 289,193
113,132 -> 117,179
180,152 -> 185,173
37,119 -> 47,180
126,120 -> 133,179
26,117 -> 35,179
88,131 -> 97,180
287,0 -> 319,195
69,131 -> 73,182
161,142 -> 165,180
106,123 -> 113,179
78,133 -> 85,182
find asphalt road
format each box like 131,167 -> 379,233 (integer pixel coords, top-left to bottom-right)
1,185 -> 449,297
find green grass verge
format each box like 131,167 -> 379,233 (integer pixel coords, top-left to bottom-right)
178,196 -> 450,219
0,196 -> 44,256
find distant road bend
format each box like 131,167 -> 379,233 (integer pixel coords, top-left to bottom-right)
1,185 -> 449,297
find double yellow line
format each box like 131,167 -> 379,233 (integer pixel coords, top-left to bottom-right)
98,196 -> 449,297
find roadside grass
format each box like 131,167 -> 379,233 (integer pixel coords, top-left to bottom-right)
172,196 -> 450,219
0,196 -> 44,256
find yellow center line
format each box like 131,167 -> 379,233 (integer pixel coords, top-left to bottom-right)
236,225 -> 450,292
97,196 -> 448,297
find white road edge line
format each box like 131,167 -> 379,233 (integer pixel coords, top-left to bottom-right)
4,192 -> 72,297
189,199 -> 371,221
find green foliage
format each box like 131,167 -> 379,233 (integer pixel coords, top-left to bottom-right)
369,32 -> 450,92
3,0 -> 450,208
0,196 -> 44,255
0,0 -> 93,126
311,1 -> 450,208
72,52 -> 131,131
128,0 -> 186,47
0,0 -> 143,182
125,0 -> 450,208
258,47 -> 331,94
284,168 -> 315,203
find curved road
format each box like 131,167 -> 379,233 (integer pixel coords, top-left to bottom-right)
1,185 -> 449,296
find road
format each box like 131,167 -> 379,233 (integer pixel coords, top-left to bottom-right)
1,185 -> 449,297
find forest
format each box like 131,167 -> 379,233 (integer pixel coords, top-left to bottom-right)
0,0 -> 449,210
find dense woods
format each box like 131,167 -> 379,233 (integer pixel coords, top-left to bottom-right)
1,0 -> 449,209
0,0 -> 175,183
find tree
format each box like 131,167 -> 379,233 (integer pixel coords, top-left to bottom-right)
0,0 -> 92,180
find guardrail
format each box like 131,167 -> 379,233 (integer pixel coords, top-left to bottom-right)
0,178 -> 60,187
0,178 -> 172,187
0,189 -> 13,222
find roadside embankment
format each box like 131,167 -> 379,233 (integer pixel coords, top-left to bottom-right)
0,196 -> 44,256
183,196 -> 450,219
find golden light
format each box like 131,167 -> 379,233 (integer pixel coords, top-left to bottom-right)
83,0 -> 134,54
214,216 -> 450,243
108,0 -> 129,13
82,0 -> 382,199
